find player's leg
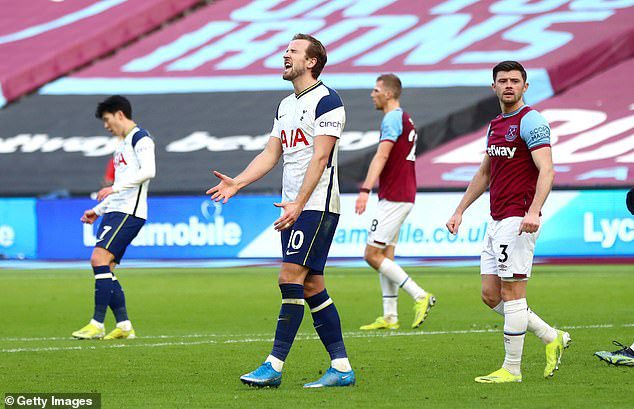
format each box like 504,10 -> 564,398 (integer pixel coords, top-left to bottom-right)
476,219 -> 523,383
365,200 -> 433,329
95,214 -> 144,340
104,262 -> 135,340
483,263 -> 562,355
500,279 -> 528,379
240,261 -> 309,388
506,220 -> 570,378
303,273 -> 355,388
72,246 -> 114,339
360,244 -> 399,330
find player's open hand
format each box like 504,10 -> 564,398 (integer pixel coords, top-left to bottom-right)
355,192 -> 368,214
81,209 -> 98,224
96,186 -> 114,201
273,201 -> 301,231
519,212 -> 540,234
206,171 -> 238,204
446,212 -> 462,235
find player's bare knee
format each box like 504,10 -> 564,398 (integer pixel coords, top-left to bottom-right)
481,291 -> 501,308
90,248 -> 113,267
364,246 -> 384,269
303,281 -> 324,298
278,263 -> 308,285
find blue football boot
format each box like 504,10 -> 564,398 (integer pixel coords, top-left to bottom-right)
303,367 -> 356,388
240,362 -> 282,388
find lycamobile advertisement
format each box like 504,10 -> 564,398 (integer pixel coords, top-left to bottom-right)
34,191 -> 633,259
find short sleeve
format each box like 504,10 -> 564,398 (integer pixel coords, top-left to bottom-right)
270,118 -> 280,139
380,109 -> 403,143
271,102 -> 281,139
520,110 -> 551,150
315,89 -> 345,138
132,128 -> 151,149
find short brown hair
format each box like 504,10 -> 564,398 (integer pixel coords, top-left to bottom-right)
493,61 -> 527,82
376,73 -> 402,100
292,33 -> 327,79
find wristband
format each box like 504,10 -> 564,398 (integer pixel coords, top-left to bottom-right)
359,188 -> 370,193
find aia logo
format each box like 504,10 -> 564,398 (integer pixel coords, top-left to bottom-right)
505,125 -> 518,142
280,128 -> 309,149
114,152 -> 127,167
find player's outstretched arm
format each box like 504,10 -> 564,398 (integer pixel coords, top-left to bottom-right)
207,136 -> 282,204
446,154 -> 491,234
355,141 -> 393,215
274,135 -> 336,231
519,147 -> 554,234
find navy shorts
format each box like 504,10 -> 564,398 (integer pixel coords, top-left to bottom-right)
281,210 -> 339,275
95,212 -> 145,264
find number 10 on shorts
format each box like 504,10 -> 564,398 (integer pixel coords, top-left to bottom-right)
286,229 -> 304,254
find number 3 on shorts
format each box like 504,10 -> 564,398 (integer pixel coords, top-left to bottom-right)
498,244 -> 509,263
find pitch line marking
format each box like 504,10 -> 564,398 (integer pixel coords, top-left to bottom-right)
1,323 -> 632,353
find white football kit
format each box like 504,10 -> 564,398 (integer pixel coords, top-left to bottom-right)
270,80 -> 345,214
93,126 -> 156,220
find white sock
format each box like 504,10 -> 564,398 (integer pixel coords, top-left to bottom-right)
492,302 -> 557,344
380,273 -> 398,321
378,258 -> 425,300
116,320 -> 132,331
527,309 -> 557,344
90,319 -> 104,329
331,357 -> 352,372
502,299 -> 528,376
265,355 -> 284,372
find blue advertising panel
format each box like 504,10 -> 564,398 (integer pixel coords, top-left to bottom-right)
35,191 -> 634,260
37,196 -> 281,260
538,190 -> 633,256
0,198 -> 37,258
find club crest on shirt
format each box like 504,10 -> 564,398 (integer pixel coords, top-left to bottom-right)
505,125 -> 518,142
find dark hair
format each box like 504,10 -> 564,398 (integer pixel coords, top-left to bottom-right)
377,73 -> 402,100
493,61 -> 527,82
95,95 -> 132,119
292,33 -> 327,79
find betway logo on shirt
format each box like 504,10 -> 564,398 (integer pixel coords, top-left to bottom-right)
487,145 -> 517,159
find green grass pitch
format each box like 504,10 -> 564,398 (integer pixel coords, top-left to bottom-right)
1,265 -> 632,408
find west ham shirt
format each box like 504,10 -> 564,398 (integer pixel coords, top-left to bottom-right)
486,105 -> 551,220
378,108 -> 417,203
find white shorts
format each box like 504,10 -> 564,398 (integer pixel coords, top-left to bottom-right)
480,216 -> 540,280
367,200 -> 414,249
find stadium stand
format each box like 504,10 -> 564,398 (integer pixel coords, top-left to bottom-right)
0,0 -> 200,108
1,0 -> 633,196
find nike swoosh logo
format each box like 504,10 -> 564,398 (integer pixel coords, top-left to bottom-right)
342,374 -> 352,379
286,250 -> 300,255
279,114 -> 287,118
